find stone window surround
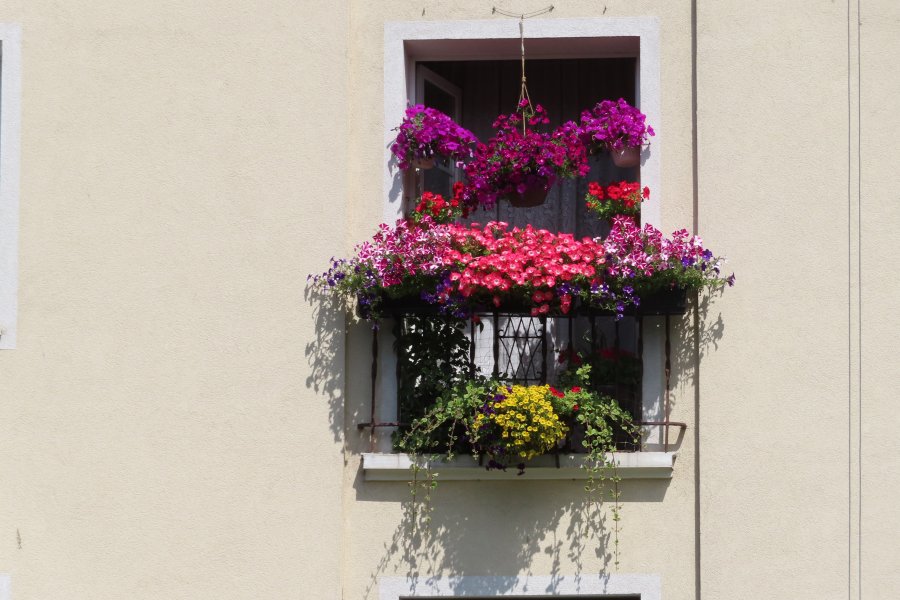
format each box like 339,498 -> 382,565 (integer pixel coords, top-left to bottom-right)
0,23 -> 21,350
376,16 -> 671,452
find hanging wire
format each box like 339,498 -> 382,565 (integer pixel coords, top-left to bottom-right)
492,6 -> 554,19
492,5 -> 554,133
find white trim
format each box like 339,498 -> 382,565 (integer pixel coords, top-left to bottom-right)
363,452 -> 675,481
0,573 -> 10,600
383,17 -> 661,227
379,573 -> 661,600
0,23 -> 22,349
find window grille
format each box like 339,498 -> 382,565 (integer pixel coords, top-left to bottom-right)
358,303 -> 687,455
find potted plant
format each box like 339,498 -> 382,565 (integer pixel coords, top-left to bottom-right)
443,220 -> 621,317
395,374 -> 636,476
410,185 -> 467,225
391,104 -> 478,170
394,367 -> 637,565
585,180 -> 649,224
464,101 -> 589,208
309,213 -> 458,321
311,208 -> 734,323
603,216 -> 735,314
579,98 -> 655,168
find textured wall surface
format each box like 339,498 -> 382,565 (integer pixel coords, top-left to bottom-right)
0,1 -> 895,599
0,2 -> 348,599
696,0 -> 852,597
858,1 -> 900,598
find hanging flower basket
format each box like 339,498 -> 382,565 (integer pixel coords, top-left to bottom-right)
390,105 -> 477,171
505,184 -> 550,208
579,98 -> 654,162
464,101 -> 587,209
411,157 -> 436,170
611,145 -> 642,168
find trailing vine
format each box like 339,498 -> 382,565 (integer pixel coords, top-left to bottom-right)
395,361 -> 637,568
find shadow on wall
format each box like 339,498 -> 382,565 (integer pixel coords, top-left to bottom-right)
354,466 -> 670,599
669,290 -> 727,412
303,286 -> 349,443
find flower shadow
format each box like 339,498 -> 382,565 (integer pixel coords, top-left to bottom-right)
303,284 -> 350,442
354,461 -> 670,599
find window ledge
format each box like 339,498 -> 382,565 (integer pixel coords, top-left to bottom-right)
361,452 -> 676,481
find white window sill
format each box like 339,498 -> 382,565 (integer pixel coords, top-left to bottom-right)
361,452 -> 676,481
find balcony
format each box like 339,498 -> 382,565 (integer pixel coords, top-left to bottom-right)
356,293 -> 690,477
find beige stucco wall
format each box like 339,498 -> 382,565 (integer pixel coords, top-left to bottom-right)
0,1 -> 896,599
697,1 -> 853,598
698,1 -> 898,598
0,1 -> 348,599
858,1 -> 900,598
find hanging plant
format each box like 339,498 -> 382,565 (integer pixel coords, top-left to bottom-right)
463,100 -> 589,209
579,98 -> 655,167
391,104 -> 478,170
394,367 -> 637,564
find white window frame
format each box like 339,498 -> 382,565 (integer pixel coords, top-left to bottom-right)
383,18 -> 661,224
0,23 -> 22,349
414,64 -> 464,199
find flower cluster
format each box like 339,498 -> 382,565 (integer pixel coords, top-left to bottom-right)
579,98 -> 655,151
410,184 -> 467,225
463,101 -> 590,208
310,216 -> 453,319
604,216 -> 735,295
585,181 -> 649,221
391,104 -> 478,170
443,221 -> 610,315
312,216 -> 735,320
389,98 -> 654,211
473,384 -> 568,463
312,211 -> 734,321
397,374 -> 632,477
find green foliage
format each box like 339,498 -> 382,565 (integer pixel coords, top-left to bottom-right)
559,347 -> 642,388
396,377 -> 497,459
393,315 -> 473,453
392,319 -> 640,567
554,364 -> 638,569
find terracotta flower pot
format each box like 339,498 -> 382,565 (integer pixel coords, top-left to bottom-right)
504,186 -> 549,208
411,157 -> 436,170
611,145 -> 641,168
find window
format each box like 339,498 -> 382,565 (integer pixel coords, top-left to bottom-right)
417,65 -> 463,199
394,56 -> 647,447
368,18 -> 677,460
0,24 -> 21,350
